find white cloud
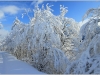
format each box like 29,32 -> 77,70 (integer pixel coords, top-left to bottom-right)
0,11 -> 4,19
0,29 -> 8,37
1,5 -> 19,15
37,0 -> 44,4
0,29 -> 9,42
31,0 -> 44,5
0,23 -> 8,42
0,5 -> 20,19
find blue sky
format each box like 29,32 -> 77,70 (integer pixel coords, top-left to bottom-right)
0,1 -> 100,32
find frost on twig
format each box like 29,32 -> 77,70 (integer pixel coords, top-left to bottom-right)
60,5 -> 68,17
82,8 -> 100,21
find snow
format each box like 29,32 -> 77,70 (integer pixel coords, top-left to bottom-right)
0,51 -> 44,74
98,22 -> 100,26
1,4 -> 100,74
65,8 -> 100,73
79,19 -> 89,27
0,4 -> 80,74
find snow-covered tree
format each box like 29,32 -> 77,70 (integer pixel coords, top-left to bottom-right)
1,4 -> 80,74
65,7 -> 100,74
78,7 -> 100,53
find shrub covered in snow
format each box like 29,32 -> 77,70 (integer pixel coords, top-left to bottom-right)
3,3 -> 100,74
0,4 -> 80,74
65,7 -> 100,74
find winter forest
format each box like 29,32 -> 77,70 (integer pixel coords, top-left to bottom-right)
0,1 -> 100,74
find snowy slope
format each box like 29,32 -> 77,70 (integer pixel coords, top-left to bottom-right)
0,51 -> 44,74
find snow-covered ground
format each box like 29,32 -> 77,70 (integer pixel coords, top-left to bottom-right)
0,51 -> 44,74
